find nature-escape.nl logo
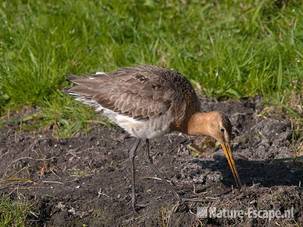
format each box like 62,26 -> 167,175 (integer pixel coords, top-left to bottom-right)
197,206 -> 294,220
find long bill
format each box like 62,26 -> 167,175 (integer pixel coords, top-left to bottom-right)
221,143 -> 242,188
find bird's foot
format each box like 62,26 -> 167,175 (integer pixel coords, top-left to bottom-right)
131,201 -> 147,213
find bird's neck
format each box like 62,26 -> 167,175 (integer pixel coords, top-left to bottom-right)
186,112 -> 212,136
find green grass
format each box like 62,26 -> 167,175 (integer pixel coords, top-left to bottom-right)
0,197 -> 30,227
0,0 -> 303,136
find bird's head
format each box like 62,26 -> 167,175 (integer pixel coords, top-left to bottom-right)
187,111 -> 241,188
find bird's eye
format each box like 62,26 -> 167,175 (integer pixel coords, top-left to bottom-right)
221,128 -> 225,133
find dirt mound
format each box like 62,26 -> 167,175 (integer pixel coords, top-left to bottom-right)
0,97 -> 302,226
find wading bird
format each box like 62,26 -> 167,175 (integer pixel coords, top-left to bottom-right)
66,65 -> 241,210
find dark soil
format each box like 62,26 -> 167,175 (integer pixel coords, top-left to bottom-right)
0,97 -> 303,226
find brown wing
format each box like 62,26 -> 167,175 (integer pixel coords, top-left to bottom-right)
66,65 -> 200,123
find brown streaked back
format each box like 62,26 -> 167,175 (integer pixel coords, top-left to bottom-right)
66,65 -> 201,131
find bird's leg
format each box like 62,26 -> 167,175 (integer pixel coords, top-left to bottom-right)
129,138 -> 141,211
145,139 -> 154,164
145,139 -> 181,202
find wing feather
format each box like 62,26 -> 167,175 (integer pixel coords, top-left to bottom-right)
66,65 -> 200,126
67,68 -> 173,119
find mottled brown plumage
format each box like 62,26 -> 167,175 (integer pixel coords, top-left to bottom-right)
67,65 -> 200,133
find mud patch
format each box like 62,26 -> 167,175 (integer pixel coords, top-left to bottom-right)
0,97 -> 302,226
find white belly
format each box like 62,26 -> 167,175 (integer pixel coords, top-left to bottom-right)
72,95 -> 171,139
103,108 -> 170,139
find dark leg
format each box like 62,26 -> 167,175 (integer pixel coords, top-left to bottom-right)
145,139 -> 181,202
145,139 -> 153,164
129,138 -> 141,211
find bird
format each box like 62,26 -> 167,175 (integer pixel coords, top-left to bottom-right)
65,65 -> 241,210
